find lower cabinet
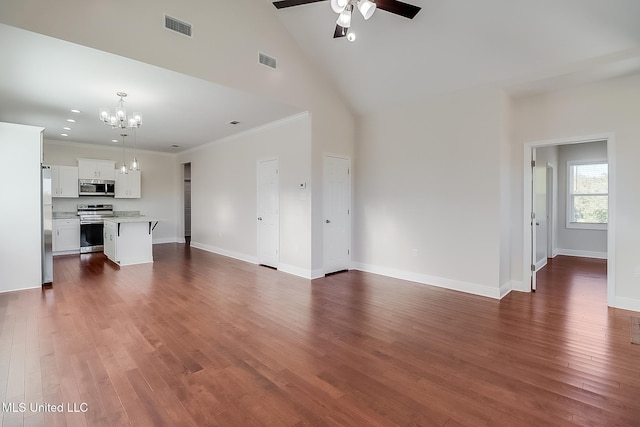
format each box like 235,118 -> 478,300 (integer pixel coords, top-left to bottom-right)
103,221 -> 116,261
53,218 -> 80,254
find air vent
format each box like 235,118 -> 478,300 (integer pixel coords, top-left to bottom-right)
165,15 -> 192,37
259,53 -> 277,70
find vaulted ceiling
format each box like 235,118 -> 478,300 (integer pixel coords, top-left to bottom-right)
269,0 -> 640,112
1,0 -> 640,152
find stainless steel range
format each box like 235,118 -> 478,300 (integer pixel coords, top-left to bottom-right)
78,204 -> 114,253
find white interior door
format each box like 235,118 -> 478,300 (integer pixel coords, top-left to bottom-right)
531,148 -> 537,291
534,161 -> 548,269
257,158 -> 279,268
323,155 -> 351,274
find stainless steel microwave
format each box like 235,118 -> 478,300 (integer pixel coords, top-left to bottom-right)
78,179 -> 115,197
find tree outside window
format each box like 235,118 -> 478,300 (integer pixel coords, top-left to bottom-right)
567,161 -> 608,230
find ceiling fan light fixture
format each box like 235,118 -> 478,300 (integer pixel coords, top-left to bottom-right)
336,4 -> 353,28
330,0 -> 348,13
357,0 -> 376,20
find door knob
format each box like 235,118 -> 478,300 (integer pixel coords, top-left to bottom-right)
325,219 -> 331,223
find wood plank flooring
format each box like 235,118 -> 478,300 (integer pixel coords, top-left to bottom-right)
1,247 -> 639,426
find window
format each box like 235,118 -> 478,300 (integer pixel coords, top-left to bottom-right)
567,160 -> 608,230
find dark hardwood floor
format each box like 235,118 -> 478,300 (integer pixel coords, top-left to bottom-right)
1,247 -> 639,426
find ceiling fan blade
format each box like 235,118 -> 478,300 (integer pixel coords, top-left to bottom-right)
375,0 -> 421,19
273,0 -> 327,9
333,24 -> 348,38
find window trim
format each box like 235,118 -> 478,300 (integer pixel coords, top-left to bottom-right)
566,159 -> 608,231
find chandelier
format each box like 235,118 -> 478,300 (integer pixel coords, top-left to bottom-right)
99,92 -> 142,129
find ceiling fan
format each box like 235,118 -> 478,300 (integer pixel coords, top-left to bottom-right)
272,0 -> 421,39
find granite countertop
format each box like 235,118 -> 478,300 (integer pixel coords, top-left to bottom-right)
52,212 -> 79,219
113,211 -> 141,217
103,216 -> 162,224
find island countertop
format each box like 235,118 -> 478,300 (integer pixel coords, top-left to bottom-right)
103,216 -> 162,224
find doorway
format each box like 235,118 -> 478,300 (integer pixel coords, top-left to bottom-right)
183,162 -> 191,246
257,158 -> 279,268
323,155 -> 351,275
524,133 -> 614,305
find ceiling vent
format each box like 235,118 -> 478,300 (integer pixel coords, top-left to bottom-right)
164,15 -> 192,37
259,53 -> 277,70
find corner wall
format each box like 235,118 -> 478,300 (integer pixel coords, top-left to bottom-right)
0,122 -> 43,292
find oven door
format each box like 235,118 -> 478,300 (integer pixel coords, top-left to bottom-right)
80,222 -> 104,253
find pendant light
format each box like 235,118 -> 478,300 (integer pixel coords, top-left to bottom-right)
130,129 -> 140,171
120,134 -> 128,175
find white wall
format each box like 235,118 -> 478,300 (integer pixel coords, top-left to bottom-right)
0,122 -> 43,292
177,114 -> 313,276
512,72 -> 640,310
353,87 -> 505,298
557,141 -> 607,257
43,140 -> 180,243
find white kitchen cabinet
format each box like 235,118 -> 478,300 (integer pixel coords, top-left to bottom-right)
51,165 -> 79,198
78,159 -> 115,180
52,218 -> 80,254
115,169 -> 141,198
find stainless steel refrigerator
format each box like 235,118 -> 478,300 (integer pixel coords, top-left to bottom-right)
42,165 -> 53,285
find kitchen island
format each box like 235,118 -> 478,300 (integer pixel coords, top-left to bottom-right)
103,217 -> 160,266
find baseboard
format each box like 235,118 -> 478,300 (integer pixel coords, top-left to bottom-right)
556,249 -> 608,259
611,296 -> 640,313
499,282 -> 514,299
53,249 -> 80,256
509,280 -> 528,293
153,237 -> 180,244
535,258 -> 547,271
190,241 -> 257,265
351,262 -> 503,299
278,263 -> 314,279
0,284 -> 41,294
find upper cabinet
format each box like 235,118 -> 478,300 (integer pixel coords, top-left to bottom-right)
78,159 -> 115,180
115,169 -> 141,198
51,165 -> 79,198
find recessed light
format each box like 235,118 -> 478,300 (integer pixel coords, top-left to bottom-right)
66,119 -> 76,123
112,139 -> 119,143
61,133 -> 69,137
229,120 -> 240,125
171,144 -> 180,148
63,127 -> 71,130
347,32 -> 356,42
70,109 -> 81,113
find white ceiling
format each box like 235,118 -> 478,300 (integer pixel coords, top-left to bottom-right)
2,1 -> 640,153
269,0 -> 640,112
0,23 -> 304,153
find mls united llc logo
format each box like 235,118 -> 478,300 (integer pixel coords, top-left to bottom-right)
2,402 -> 88,413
